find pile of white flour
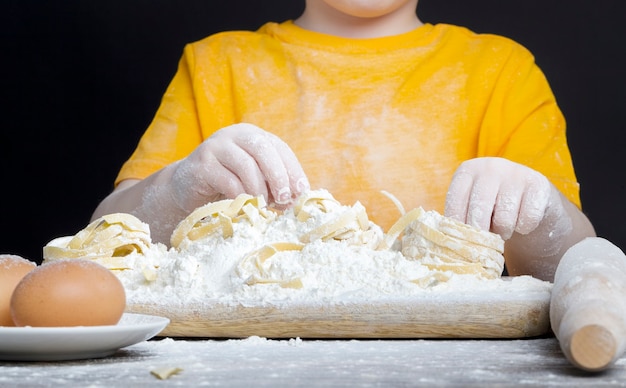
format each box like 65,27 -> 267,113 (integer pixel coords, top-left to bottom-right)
112,190 -> 551,307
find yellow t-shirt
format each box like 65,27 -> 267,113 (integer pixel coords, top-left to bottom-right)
117,21 -> 580,232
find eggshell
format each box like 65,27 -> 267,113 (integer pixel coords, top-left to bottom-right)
0,254 -> 37,326
10,259 -> 126,327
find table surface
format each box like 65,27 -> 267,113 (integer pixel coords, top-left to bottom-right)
1,335 -> 625,387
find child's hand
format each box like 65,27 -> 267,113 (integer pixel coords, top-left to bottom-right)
444,157 -> 560,240
168,123 -> 310,212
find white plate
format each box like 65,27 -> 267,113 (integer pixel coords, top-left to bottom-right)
0,313 -> 169,361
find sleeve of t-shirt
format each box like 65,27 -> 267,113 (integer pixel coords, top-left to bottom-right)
115,44 -> 204,186
477,42 -> 581,209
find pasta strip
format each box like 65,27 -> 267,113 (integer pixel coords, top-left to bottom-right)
238,242 -> 305,288
378,207 -> 424,250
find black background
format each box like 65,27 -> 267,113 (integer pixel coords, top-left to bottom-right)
2,0 -> 625,263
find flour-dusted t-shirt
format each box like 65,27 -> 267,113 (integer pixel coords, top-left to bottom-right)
116,21 -> 580,232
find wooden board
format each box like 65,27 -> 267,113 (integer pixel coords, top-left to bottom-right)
126,279 -> 552,339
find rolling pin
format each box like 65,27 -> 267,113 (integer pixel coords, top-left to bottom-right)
550,237 -> 626,372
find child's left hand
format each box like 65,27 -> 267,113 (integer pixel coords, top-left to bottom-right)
444,157 -> 561,240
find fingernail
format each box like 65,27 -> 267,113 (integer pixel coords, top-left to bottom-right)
296,178 -> 310,193
276,187 -> 291,204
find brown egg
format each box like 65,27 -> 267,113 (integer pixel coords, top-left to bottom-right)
0,255 -> 37,326
10,259 -> 126,327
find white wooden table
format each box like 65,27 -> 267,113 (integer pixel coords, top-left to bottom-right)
1,335 -> 625,387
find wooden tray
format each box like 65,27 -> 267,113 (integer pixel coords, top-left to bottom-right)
126,279 -> 552,339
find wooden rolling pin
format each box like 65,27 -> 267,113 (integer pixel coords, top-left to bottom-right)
550,237 -> 626,372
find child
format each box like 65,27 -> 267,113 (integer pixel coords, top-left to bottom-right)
92,0 -> 595,281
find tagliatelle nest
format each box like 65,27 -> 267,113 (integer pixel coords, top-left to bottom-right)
43,213 -> 153,271
399,207 -> 505,279
169,194 -> 275,250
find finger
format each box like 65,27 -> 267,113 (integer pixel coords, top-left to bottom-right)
236,133 -> 293,205
211,144 -> 268,200
491,182 -> 523,240
445,169 -> 474,223
272,137 -> 310,196
466,175 -> 499,232
516,174 -> 551,235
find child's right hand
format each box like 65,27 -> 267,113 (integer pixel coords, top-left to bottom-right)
168,123 -> 310,212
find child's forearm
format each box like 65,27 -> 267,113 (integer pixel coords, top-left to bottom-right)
91,164 -> 190,246
503,189 -> 596,281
